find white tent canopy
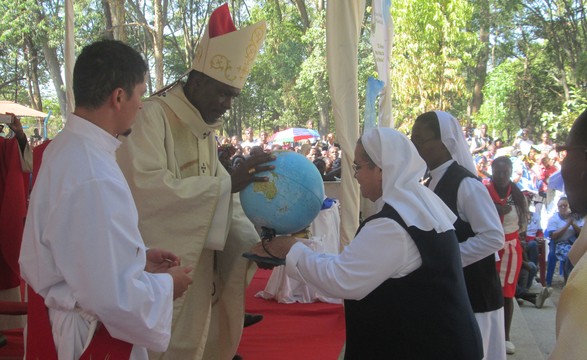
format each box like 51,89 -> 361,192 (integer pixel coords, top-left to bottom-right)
0,101 -> 48,118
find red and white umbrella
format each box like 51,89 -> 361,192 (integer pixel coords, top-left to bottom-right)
270,128 -> 320,143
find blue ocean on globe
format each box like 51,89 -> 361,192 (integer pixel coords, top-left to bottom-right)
240,150 -> 325,235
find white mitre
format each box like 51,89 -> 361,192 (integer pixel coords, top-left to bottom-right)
191,3 -> 266,90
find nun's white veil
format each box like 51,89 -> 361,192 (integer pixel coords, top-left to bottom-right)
436,111 -> 477,174
361,127 -> 456,233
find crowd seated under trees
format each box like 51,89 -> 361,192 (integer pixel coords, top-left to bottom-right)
217,130 -> 342,181
218,124 -> 570,188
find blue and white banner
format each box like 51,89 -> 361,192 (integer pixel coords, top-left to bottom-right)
364,77 -> 385,131
369,0 -> 393,128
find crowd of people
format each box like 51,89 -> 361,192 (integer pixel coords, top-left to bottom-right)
465,123 -> 582,280
1,3 -> 587,360
465,124 -> 561,193
217,127 -> 342,181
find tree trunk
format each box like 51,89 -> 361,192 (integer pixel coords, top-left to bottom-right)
153,0 -> 167,90
33,2 -> 66,119
127,0 -> 160,89
24,35 -> 43,111
114,0 -> 127,42
42,42 -> 67,121
179,0 -> 197,67
471,0 -> 490,117
315,0 -> 324,12
471,13 -> 489,115
292,0 -> 310,30
108,0 -> 126,41
102,0 -> 114,39
273,0 -> 282,22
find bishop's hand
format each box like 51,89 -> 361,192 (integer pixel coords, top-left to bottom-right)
231,152 -> 275,193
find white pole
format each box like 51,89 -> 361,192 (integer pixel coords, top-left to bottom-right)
65,0 -> 75,117
326,1 -> 366,247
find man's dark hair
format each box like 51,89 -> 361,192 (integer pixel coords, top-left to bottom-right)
73,39 -> 147,109
570,108 -> 587,146
492,155 -> 512,170
414,111 -> 441,139
313,158 -> 326,174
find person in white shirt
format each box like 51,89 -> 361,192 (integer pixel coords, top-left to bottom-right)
470,123 -> 493,155
537,131 -> 553,153
249,127 -> 483,359
241,127 -> 259,148
514,128 -> 534,155
19,39 -> 193,360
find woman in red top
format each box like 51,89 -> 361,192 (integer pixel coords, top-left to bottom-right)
487,156 -> 529,354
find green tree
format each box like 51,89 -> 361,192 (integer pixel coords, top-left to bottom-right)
474,43 -> 563,142
390,0 -> 478,129
230,1 -> 311,136
2,0 -> 585,144
519,0 -> 587,100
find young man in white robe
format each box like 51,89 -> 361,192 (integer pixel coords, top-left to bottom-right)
19,39 -> 193,360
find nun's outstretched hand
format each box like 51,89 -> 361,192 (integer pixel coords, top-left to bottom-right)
250,235 -> 298,262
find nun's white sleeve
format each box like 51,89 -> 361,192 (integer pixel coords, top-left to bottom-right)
285,217 -> 421,300
457,177 -> 505,267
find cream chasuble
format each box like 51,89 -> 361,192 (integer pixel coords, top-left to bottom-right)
117,84 -> 259,360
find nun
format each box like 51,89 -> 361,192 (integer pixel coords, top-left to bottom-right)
250,127 -> 483,359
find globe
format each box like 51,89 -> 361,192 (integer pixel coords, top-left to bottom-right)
240,150 -> 325,235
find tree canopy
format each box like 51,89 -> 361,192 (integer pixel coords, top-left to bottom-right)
1,0 -> 585,144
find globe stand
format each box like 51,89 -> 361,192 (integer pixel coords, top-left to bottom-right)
260,226 -> 276,242
242,226 -> 285,266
